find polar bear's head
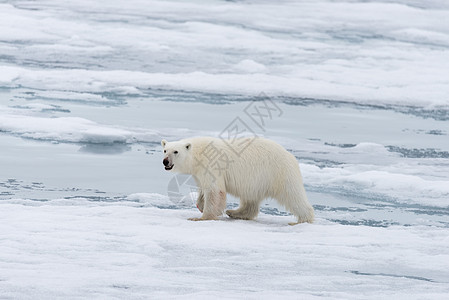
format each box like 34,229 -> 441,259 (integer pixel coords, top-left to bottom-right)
161,139 -> 192,173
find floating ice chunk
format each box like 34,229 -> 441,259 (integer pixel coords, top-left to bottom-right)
28,44 -> 113,54
81,127 -> 130,144
10,103 -> 69,113
0,114 -> 160,144
22,90 -> 117,105
351,142 -> 391,155
0,66 -> 21,85
127,193 -> 173,208
2,64 -> 449,107
233,59 -> 267,73
389,28 -> 449,47
302,163 -> 449,207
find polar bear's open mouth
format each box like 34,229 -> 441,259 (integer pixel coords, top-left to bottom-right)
165,165 -> 174,171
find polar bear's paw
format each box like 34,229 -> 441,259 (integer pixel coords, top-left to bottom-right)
226,209 -> 252,220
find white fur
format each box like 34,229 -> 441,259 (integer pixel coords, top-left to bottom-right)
161,137 -> 314,225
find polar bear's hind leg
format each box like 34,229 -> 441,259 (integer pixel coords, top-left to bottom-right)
277,186 -> 314,225
226,198 -> 261,220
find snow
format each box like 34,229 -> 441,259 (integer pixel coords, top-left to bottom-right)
1,1 -> 449,106
1,0 -> 449,298
1,197 -> 449,299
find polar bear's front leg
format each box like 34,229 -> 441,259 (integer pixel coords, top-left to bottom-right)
189,189 -> 226,221
196,190 -> 204,213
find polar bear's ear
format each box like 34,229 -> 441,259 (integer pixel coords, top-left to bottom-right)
161,139 -> 167,147
185,143 -> 191,150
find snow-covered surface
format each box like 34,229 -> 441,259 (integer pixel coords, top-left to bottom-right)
1,0 -> 449,106
1,0 -> 449,298
1,197 -> 449,299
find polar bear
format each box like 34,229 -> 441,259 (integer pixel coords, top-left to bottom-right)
161,137 -> 314,225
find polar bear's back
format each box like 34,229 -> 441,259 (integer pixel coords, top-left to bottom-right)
187,137 -> 303,200
226,137 -> 302,199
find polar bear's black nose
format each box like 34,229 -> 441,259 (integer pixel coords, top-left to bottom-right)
163,158 -> 170,166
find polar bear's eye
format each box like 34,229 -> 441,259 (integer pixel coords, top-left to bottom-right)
174,151 -> 178,154
164,150 -> 166,153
